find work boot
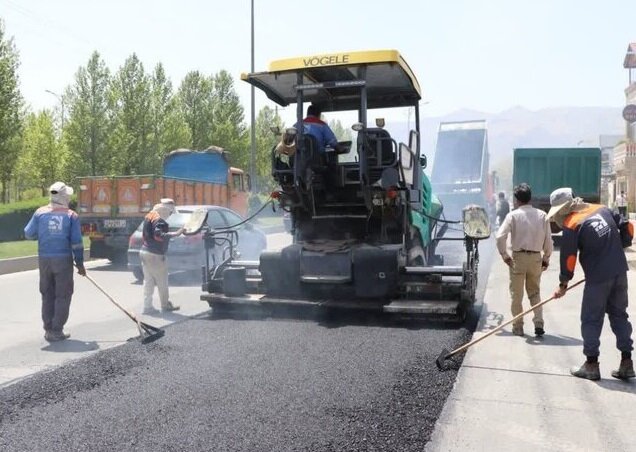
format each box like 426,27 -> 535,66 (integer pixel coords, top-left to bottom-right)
534,327 -> 545,337
45,331 -> 70,342
512,325 -> 524,336
570,362 -> 600,381
611,359 -> 635,380
161,302 -> 180,312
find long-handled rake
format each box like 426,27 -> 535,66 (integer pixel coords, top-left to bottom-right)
84,274 -> 165,344
436,279 -> 585,370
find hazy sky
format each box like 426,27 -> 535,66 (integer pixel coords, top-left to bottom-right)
1,0 -> 634,120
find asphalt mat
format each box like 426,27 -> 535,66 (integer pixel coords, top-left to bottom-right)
0,310 -> 474,452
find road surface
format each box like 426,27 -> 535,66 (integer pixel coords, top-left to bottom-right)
0,232 -> 495,451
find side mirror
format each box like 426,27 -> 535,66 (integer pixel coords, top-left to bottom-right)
462,205 -> 491,240
245,174 -> 252,191
352,122 -> 365,132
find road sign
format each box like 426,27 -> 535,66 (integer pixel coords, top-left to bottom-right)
623,104 -> 636,123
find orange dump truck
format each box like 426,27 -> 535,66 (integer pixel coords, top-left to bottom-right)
77,147 -> 249,261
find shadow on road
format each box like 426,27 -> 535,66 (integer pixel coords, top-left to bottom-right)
41,339 -> 100,353
595,378 -> 636,394
525,334 -> 583,346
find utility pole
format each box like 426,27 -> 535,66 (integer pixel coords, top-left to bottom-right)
250,0 -> 256,192
45,89 -> 65,133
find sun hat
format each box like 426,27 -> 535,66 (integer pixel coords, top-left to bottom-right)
546,187 -> 573,220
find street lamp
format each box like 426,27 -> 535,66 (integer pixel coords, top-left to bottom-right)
45,89 -> 65,132
249,0 -> 256,192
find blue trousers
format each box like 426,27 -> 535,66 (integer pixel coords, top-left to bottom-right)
581,272 -> 634,357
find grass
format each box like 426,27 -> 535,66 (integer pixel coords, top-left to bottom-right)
0,197 -> 49,215
0,237 -> 90,260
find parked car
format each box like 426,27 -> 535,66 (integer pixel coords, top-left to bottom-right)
127,205 -> 267,281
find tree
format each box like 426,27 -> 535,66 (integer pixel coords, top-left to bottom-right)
148,63 -> 190,170
253,106 -> 284,191
210,70 -> 248,167
64,51 -> 111,177
0,19 -> 23,202
328,119 -> 352,142
16,111 -> 67,194
177,71 -> 213,150
108,53 -> 152,174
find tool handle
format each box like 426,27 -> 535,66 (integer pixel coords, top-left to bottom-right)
447,278 -> 585,358
83,274 -> 141,324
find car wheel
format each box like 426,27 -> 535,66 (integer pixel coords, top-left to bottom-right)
132,267 -> 144,282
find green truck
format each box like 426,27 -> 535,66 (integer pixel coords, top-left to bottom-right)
513,147 -> 602,215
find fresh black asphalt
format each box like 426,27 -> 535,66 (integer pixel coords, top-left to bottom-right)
0,238 -> 494,452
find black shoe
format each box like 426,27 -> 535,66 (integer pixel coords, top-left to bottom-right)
45,331 -> 70,342
534,327 -> 545,337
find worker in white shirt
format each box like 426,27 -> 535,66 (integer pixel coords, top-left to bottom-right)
496,183 -> 553,337
616,191 -> 628,219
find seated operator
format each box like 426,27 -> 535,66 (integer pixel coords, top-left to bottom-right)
295,104 -> 344,154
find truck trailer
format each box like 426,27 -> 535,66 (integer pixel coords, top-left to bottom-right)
78,147 -> 249,262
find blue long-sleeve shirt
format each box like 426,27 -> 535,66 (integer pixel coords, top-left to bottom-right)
559,204 -> 627,284
295,116 -> 339,152
24,205 -> 84,265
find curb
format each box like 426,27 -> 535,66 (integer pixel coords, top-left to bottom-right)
0,250 -> 92,276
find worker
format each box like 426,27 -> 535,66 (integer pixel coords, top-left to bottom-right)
140,198 -> 184,314
24,181 -> 85,342
296,104 -> 342,153
495,192 -> 510,226
496,183 -> 552,337
616,190 -> 628,219
549,187 -> 634,380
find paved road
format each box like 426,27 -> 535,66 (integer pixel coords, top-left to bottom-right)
0,233 -> 291,387
0,233 -> 495,451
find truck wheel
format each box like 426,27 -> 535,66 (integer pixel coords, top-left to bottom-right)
132,267 -> 144,282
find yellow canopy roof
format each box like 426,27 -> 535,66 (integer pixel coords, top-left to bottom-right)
242,50 -> 422,111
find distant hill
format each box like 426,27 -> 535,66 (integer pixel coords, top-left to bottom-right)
418,106 -> 624,189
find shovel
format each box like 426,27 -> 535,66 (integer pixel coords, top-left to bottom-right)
84,274 -> 165,344
436,279 -> 585,370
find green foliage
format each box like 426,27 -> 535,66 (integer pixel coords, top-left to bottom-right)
108,53 -> 153,175
0,196 -> 47,215
64,51 -> 111,178
177,71 -> 214,150
20,187 -> 42,200
253,106 -> 284,191
328,119 -> 352,142
15,111 -> 67,194
0,19 -> 24,202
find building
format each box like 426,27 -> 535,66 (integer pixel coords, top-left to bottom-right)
613,43 -> 636,212
600,134 -> 622,205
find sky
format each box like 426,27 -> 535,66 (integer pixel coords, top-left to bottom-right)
1,0 -> 635,123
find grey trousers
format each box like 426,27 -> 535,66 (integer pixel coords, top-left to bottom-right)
581,272 -> 634,357
39,256 -> 74,333
140,250 -> 170,309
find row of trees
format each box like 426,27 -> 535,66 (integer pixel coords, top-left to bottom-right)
0,18 -> 355,203
0,19 -> 287,202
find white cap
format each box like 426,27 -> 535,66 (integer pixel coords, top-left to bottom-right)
49,181 -> 74,196
547,187 -> 573,220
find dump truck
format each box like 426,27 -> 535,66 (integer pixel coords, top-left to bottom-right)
78,147 -> 249,262
196,50 -> 490,321
513,147 -> 602,213
430,120 -> 491,217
